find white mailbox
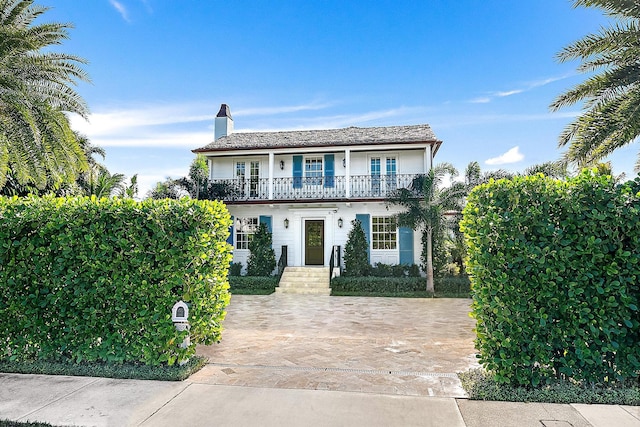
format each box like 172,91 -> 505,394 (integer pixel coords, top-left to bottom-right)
171,301 -> 191,360
172,300 -> 189,323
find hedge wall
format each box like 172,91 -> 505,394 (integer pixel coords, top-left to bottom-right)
228,276 -> 278,292
461,171 -> 640,386
0,196 -> 232,366
330,275 -> 470,295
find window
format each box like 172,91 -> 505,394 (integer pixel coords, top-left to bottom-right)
236,162 -> 246,196
371,157 -> 381,194
305,157 -> 323,185
371,216 -> 397,250
250,161 -> 260,197
386,157 -> 397,191
236,162 -> 246,179
235,217 -> 258,250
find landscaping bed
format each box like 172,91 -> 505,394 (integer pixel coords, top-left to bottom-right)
460,368 -> 640,405
331,276 -> 470,298
0,357 -> 207,381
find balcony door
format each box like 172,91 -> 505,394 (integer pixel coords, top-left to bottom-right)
236,161 -> 260,198
371,157 -> 381,195
305,220 -> 324,265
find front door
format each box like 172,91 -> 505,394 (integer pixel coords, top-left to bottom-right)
305,220 -> 324,265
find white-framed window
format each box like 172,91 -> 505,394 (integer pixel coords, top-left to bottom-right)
371,157 -> 381,193
371,216 -> 397,250
249,161 -> 260,197
386,156 -> 397,191
235,160 -> 260,197
235,217 -> 258,250
305,157 -> 323,185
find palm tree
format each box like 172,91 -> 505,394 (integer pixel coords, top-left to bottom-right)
387,163 -> 466,293
0,0 -> 90,190
550,0 -> 640,170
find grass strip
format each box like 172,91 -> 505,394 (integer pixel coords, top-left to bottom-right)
0,356 -> 207,381
0,421 -> 58,427
459,368 -> 640,405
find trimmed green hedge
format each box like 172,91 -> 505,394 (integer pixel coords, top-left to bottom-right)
0,196 -> 232,366
228,276 -> 278,294
461,171 -> 640,386
331,275 -> 469,295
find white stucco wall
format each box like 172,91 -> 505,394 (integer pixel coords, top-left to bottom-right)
227,202 -> 421,271
208,148 -> 428,180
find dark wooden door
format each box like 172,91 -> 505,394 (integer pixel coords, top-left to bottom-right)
305,220 -> 324,265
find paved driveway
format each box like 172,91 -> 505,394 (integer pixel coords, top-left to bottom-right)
194,295 -> 479,397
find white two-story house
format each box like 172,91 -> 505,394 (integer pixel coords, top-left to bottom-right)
193,104 -> 442,287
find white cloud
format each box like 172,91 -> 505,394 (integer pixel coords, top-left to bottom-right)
235,102 -> 334,117
485,146 -> 524,165
239,106 -> 429,132
109,0 -> 130,22
496,89 -> 523,97
70,106 -> 213,137
468,73 -> 574,104
469,97 -> 491,104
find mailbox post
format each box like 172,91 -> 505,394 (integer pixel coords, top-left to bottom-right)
172,301 -> 190,364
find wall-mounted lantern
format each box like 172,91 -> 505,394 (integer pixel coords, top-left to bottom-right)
338,217 -> 343,228
284,218 -> 289,229
343,158 -> 346,167
280,160 -> 285,170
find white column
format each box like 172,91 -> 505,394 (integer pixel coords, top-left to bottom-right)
345,149 -> 351,198
424,146 -> 433,172
208,158 -> 213,180
268,152 -> 274,200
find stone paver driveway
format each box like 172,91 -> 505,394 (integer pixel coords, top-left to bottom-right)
194,295 -> 479,397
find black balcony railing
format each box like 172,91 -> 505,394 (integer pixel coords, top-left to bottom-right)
210,174 -> 418,202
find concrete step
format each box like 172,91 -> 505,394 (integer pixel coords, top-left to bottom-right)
274,287 -> 331,295
278,280 -> 331,289
276,267 -> 332,295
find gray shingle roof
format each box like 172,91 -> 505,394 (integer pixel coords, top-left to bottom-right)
193,124 -> 440,153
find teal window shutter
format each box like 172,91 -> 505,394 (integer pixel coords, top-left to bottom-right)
355,213 -> 370,263
324,154 -> 335,188
399,227 -> 414,265
293,156 -> 303,189
227,216 -> 234,246
259,215 -> 272,233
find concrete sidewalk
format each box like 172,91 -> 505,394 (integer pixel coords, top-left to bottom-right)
1,373 -> 639,427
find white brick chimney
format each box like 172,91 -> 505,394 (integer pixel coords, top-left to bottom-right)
214,104 -> 233,140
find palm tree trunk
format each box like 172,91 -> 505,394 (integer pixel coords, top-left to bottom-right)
426,227 -> 434,293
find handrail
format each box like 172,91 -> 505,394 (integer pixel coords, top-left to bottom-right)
277,245 -> 288,279
209,174 -> 418,202
329,245 -> 341,281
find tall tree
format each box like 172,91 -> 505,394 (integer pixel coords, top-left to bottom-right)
387,163 -> 466,293
550,0 -> 640,170
0,0 -> 90,190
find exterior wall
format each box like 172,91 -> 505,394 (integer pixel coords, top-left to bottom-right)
227,201 -> 421,273
208,149 -> 427,180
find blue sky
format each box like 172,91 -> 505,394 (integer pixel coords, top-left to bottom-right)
44,0 -> 634,196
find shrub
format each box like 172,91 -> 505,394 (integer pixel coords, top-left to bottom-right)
344,219 -> 371,276
228,276 -> 278,294
229,262 -> 243,277
461,171 -> 640,386
0,195 -> 232,366
370,263 -> 422,278
332,276 -> 423,293
247,223 -> 276,276
331,275 -> 469,297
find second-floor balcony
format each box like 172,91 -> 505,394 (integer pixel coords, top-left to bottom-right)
210,174 -> 420,203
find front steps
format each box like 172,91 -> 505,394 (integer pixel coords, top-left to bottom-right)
275,266 -> 331,295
